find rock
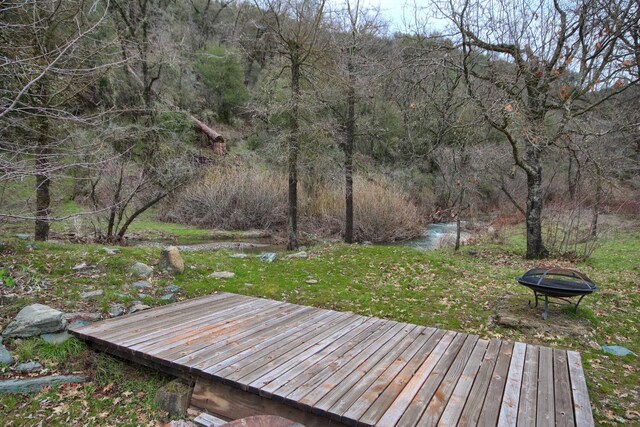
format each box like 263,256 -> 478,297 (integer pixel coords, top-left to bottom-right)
108,304 -> 125,318
0,344 -> 14,366
26,243 -> 37,250
305,279 -> 318,285
132,280 -> 152,290
259,252 -> 277,263
16,361 -> 42,373
72,262 -> 88,271
155,379 -> 193,418
494,315 -> 529,329
80,290 -> 103,299
159,246 -> 185,274
41,331 -> 71,345
208,271 -> 235,279
128,262 -> 153,278
285,251 -> 308,260
244,283 -> 254,287
587,340 -> 601,350
165,284 -> 181,293
15,234 -> 30,240
129,304 -> 150,314
229,253 -> 248,259
0,375 -> 89,394
2,304 -> 65,338
102,247 -> 119,255
67,320 -> 89,330
601,345 -> 637,356
160,293 -> 175,302
138,293 -> 148,299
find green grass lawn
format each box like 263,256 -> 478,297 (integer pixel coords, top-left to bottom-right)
0,226 -> 638,425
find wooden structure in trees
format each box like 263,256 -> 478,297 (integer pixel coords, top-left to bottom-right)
69,292 -> 594,426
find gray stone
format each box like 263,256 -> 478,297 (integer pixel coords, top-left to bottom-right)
132,280 -> 152,290
208,271 -> 235,279
15,234 -> 30,240
108,304 -> 125,318
159,246 -> 185,274
102,247 -> 119,255
0,344 -> 14,366
72,262 -> 88,270
160,293 -> 175,302
155,379 -> 193,418
305,279 -> 318,284
285,251 -> 308,260
167,421 -> 197,427
67,320 -> 89,330
128,262 -> 153,278
259,252 -> 277,263
41,331 -> 71,345
80,290 -> 103,299
26,243 -> 37,250
129,304 -> 150,313
165,284 -> 181,293
2,304 -> 65,338
16,361 -> 42,373
602,345 -> 637,356
229,253 -> 248,259
138,293 -> 148,299
0,375 -> 89,394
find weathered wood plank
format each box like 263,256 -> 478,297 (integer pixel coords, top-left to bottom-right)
326,325 -> 424,421
211,311 -> 349,378
265,319 -> 386,399
567,350 -> 594,427
537,346 -> 555,427
476,340 -> 514,426
376,330 -> 458,427
342,328 -> 444,424
301,322 -> 414,413
357,328 -> 446,426
497,341 -> 526,427
554,349 -> 576,427
398,333 -> 473,426
239,316 -> 371,390
437,339 -> 489,427
516,345 -> 539,427
456,339 -> 501,427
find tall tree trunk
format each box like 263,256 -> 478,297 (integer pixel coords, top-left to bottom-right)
590,162 -> 602,238
344,57 -> 355,244
35,117 -> 51,241
525,150 -> 548,258
287,60 -> 301,250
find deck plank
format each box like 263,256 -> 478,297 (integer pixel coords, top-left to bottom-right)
497,341 -> 526,427
567,351 -> 594,427
537,346 -> 555,427
437,338 -> 489,427
69,292 -> 594,427
516,345 -> 539,427
554,349 -> 576,427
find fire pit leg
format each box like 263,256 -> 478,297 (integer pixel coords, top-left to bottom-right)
528,291 -> 540,308
542,294 -> 549,320
574,294 -> 586,313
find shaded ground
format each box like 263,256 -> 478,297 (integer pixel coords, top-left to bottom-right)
0,224 -> 638,425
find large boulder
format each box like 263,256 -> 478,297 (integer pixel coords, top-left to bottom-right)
158,246 -> 184,274
2,304 -> 65,338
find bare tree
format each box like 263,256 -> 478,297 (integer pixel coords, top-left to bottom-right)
0,0 -> 119,240
438,0 -> 639,258
255,0 -> 327,250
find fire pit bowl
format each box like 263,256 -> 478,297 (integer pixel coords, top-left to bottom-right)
517,267 -> 598,320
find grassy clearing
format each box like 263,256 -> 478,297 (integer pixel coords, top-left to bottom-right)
0,225 -> 638,425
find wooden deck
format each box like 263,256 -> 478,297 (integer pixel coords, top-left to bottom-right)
69,292 -> 594,427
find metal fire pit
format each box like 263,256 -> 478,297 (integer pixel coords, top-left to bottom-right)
516,267 -> 598,320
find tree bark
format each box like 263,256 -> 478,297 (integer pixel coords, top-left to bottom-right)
344,57 -> 356,244
524,149 -> 548,259
287,59 -> 301,250
34,116 -> 51,241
